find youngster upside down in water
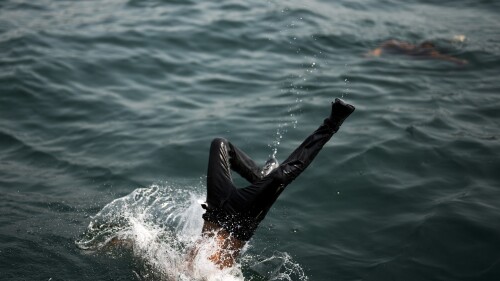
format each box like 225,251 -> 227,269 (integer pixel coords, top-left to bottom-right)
189,98 -> 355,269
366,39 -> 468,65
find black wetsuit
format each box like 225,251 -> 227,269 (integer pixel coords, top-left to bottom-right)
202,116 -> 347,241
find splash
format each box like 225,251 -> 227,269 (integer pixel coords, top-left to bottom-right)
76,183 -> 308,280
270,60 -> 315,159
452,34 -> 466,43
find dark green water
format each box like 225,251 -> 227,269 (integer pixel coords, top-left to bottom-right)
1,0 -> 500,280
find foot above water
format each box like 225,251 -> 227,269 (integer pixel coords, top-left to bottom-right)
329,98 -> 355,128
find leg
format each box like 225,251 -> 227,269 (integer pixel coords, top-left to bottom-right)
205,99 -> 355,241
231,99 -> 355,221
205,138 -> 263,209
205,138 -> 235,209
278,98 -> 355,185
231,119 -> 337,220
227,142 -> 263,184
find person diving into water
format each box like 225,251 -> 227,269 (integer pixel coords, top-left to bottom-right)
366,39 -> 468,65
190,98 -> 355,269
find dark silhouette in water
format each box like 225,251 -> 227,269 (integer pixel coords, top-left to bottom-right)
189,98 -> 355,269
367,39 -> 468,65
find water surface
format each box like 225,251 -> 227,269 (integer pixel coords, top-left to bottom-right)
1,0 -> 500,280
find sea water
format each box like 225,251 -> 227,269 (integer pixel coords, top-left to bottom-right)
1,0 -> 500,280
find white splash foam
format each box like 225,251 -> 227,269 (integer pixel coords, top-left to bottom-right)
77,183 -> 308,280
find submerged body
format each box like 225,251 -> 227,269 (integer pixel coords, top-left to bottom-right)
187,221 -> 245,268
367,39 -> 468,65
192,99 -> 356,269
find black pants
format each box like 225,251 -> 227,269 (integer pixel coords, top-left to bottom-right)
202,119 -> 338,241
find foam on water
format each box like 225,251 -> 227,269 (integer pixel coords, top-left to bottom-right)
76,184 -> 308,281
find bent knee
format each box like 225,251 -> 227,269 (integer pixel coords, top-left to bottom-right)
211,137 -> 228,147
